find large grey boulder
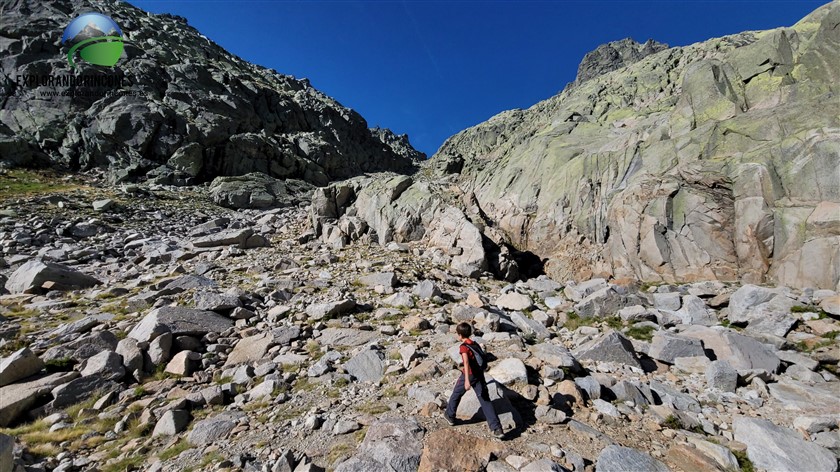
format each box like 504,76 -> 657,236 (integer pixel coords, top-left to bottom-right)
648,332 -> 706,364
487,358 -> 528,386
209,173 -> 313,209
596,445 -> 671,472
733,417 -> 838,472
80,351 -> 125,381
306,299 -> 356,320
152,409 -> 191,437
359,272 -> 398,288
706,360 -> 738,392
50,376 -> 121,409
344,348 -> 385,383
188,411 -> 244,445
335,417 -> 425,472
115,338 -> 144,373
224,332 -> 274,367
509,311 -> 550,341
0,348 -> 44,387
574,331 -> 642,369
5,260 -> 101,294
680,326 -> 780,373
128,306 -> 234,343
529,343 -> 579,370
494,292 -> 533,311
0,372 -> 78,426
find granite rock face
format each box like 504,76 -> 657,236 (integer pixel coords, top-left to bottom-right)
426,2 -> 840,290
0,0 -> 421,184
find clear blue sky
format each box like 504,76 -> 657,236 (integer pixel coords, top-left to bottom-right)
129,0 -> 825,156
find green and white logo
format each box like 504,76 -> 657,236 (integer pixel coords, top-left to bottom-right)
62,13 -> 124,69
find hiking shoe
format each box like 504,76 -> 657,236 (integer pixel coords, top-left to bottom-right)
492,428 -> 505,439
444,413 -> 456,426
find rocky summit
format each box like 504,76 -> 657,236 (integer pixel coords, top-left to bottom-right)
1,1 -> 840,472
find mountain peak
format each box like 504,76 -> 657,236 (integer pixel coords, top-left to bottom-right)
574,37 -> 669,85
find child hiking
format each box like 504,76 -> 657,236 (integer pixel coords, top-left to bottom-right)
444,322 -> 504,439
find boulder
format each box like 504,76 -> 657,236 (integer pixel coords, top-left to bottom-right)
225,332 -> 274,367
152,409 -> 191,437
0,372 -> 78,426
509,311 -> 550,341
192,228 -> 262,248
5,260 -> 100,294
0,348 -> 44,387
413,280 -> 442,299
50,375 -> 120,409
359,272 -> 398,288
188,411 -> 244,445
306,299 -> 356,320
529,343 -> 579,369
418,430 -> 503,472
209,173 -> 312,209
487,358 -> 528,386
115,338 -> 144,373
680,326 -> 780,374
648,332 -> 706,364
596,445 -> 671,472
733,417 -> 838,472
674,295 -> 717,326
494,292 -> 533,311
335,417 -> 425,472
80,351 -> 125,381
128,306 -> 234,343
165,351 -> 201,376
706,360 -> 738,392
574,331 -> 642,369
344,348 -> 385,383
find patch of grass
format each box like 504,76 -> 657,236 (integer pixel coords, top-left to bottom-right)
159,439 -> 191,461
604,316 -> 623,330
794,339 -> 833,353
102,455 -> 145,472
215,375 -> 233,385
0,169 -> 80,199
791,305 -> 819,313
625,325 -> 655,342
327,442 -> 355,465
45,357 -> 75,373
306,341 -> 323,361
66,395 -> 100,419
353,426 -> 368,443
356,401 -> 390,415
824,331 -> 839,340
732,449 -> 755,472
663,415 -> 682,430
563,311 -> 595,331
293,377 -> 316,393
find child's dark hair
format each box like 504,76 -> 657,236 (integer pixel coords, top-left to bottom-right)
456,322 -> 472,339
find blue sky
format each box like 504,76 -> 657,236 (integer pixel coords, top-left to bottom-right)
129,0 -> 825,156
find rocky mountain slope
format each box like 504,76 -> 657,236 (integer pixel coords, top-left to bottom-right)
430,2 -> 840,290
0,0 -> 421,184
0,171 -> 838,472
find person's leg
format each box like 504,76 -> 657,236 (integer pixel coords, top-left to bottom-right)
471,376 -> 502,432
445,373 -> 466,419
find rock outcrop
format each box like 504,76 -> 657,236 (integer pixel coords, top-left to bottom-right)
427,2 -> 840,290
0,0 -> 421,184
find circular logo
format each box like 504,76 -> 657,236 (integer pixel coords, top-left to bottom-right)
62,13 -> 124,68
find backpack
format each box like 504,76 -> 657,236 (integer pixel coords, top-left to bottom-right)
462,342 -> 487,371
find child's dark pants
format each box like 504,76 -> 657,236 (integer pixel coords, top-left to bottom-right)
446,372 -> 502,431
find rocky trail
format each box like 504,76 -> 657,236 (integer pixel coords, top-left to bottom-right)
0,173 -> 838,472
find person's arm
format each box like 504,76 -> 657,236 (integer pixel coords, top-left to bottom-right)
461,351 -> 471,391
